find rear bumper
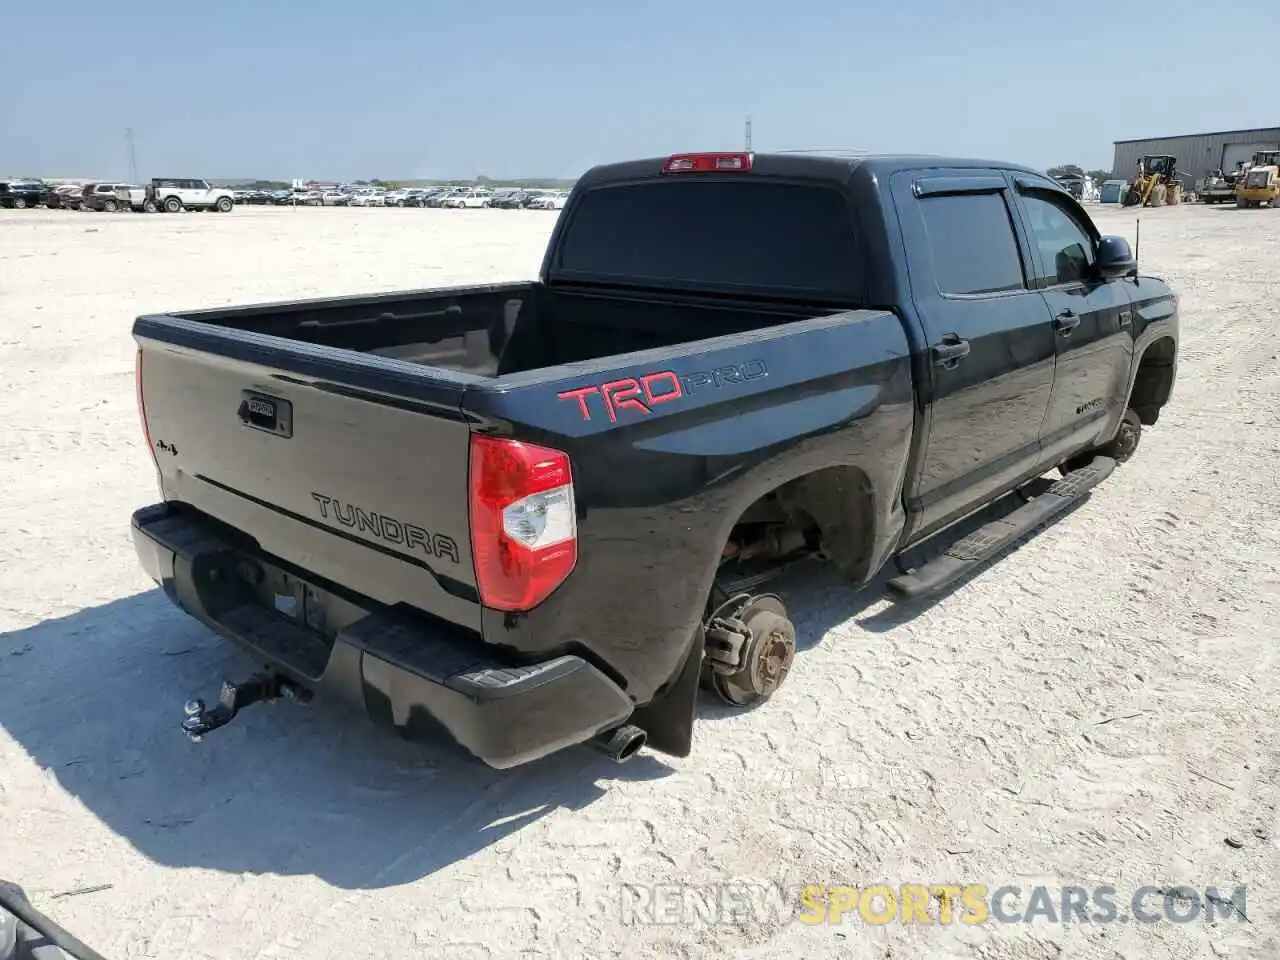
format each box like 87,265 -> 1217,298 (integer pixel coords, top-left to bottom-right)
131,503 -> 634,768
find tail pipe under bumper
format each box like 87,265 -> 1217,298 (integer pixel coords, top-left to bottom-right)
588,723 -> 647,763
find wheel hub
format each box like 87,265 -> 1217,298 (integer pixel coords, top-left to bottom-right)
705,594 -> 797,707
1114,422 -> 1139,460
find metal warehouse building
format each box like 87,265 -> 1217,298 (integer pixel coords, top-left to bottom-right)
1112,126 -> 1280,188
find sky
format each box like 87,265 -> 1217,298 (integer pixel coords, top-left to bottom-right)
2,0 -> 1277,182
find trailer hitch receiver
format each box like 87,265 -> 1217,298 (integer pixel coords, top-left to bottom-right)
181,671 -> 312,742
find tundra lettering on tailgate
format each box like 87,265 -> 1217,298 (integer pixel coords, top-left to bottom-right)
310,493 -> 459,563
558,359 -> 768,422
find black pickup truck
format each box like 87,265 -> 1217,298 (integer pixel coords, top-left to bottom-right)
131,151 -> 1179,769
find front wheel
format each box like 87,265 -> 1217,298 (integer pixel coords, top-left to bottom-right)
1060,408 -> 1143,476
1098,408 -> 1142,464
12,197 -> 27,209
142,199 -> 158,213
103,199 -> 119,212
215,197 -> 233,212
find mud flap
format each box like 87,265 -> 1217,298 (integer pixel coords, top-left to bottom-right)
628,626 -> 705,758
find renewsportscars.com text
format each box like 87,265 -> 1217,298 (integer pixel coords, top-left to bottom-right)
618,882 -> 1249,927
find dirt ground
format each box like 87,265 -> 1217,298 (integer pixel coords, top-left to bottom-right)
1,202 -> 1277,960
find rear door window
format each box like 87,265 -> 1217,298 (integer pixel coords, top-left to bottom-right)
553,179 -> 863,300
917,191 -> 1026,296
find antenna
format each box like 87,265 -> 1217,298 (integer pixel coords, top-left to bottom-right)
1135,217 -> 1141,266
125,127 -> 139,183
744,115 -> 752,152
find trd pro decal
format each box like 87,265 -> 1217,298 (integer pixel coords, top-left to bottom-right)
557,360 -> 768,422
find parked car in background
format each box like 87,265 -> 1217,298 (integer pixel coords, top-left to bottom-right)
529,191 -> 569,210
426,189 -> 459,207
0,179 -> 51,208
76,182 -> 137,212
123,184 -> 159,212
149,178 -> 236,212
401,189 -> 437,207
442,188 -> 493,208
348,192 -> 387,207
42,184 -> 85,209
82,183 -> 146,212
516,190 -> 551,208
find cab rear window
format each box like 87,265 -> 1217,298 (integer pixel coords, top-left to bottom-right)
552,179 -> 863,300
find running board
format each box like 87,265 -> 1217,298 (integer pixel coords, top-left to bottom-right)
886,456 -> 1116,602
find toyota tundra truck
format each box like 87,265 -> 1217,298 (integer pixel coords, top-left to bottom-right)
130,151 -> 1179,769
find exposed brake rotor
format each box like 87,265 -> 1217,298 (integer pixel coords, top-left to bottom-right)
702,593 -> 797,708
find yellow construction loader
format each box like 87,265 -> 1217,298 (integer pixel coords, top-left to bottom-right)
1235,150 -> 1280,208
1122,155 -> 1183,207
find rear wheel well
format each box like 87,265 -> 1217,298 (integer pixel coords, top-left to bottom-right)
1130,337 -> 1176,424
719,465 -> 876,585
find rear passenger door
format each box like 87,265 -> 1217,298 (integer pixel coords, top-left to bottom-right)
1008,176 -> 1134,466
891,172 -> 1057,542
183,179 -> 209,205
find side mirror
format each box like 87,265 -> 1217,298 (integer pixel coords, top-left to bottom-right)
1096,235 -> 1137,280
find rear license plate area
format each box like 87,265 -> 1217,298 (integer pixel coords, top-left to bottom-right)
234,555 -> 328,635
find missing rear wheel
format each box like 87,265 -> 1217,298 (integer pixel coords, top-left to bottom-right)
703,594 -> 797,708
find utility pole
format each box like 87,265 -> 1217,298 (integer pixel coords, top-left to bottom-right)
126,127 -> 139,182
745,115 -> 753,152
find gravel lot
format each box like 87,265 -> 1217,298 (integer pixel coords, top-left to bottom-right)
1,203 -> 1277,960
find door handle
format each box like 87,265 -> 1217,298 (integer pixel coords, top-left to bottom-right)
1054,310 -> 1081,336
932,335 -> 971,368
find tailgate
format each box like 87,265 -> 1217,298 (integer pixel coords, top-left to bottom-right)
135,320 -> 481,630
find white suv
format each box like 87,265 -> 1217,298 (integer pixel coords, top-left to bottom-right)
442,189 -> 493,209
150,178 -> 236,213
530,191 -> 569,210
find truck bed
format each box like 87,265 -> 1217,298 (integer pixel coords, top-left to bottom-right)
134,281 -> 892,632
156,280 -> 840,380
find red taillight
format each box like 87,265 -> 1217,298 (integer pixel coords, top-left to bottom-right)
663,152 -> 753,174
135,348 -> 159,473
468,435 -> 577,612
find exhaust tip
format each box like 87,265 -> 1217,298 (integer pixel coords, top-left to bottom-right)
590,724 -> 647,763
